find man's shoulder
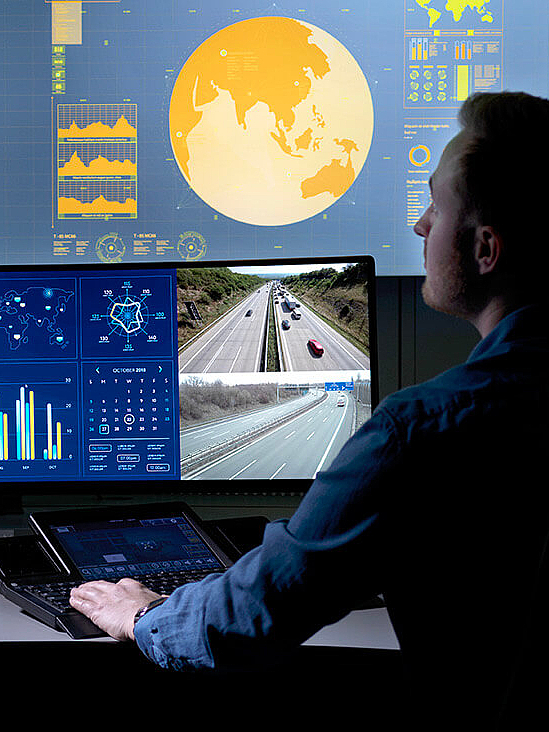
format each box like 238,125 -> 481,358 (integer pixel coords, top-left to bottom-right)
374,304 -> 549,436
377,360 -> 508,433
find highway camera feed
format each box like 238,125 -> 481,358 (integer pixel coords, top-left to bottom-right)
178,262 -> 372,481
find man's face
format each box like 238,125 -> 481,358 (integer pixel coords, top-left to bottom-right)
414,133 -> 477,318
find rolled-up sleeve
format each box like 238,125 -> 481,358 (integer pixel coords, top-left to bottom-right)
134,407 -> 401,672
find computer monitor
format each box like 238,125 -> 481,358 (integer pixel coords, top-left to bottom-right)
0,254 -> 377,495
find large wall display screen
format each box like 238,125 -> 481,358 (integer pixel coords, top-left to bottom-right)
1,1 -> 547,275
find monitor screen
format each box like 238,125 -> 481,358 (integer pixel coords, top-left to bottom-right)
0,255 -> 377,491
1,2 -> 547,276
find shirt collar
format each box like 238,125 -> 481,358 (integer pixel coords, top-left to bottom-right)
466,304 -> 549,364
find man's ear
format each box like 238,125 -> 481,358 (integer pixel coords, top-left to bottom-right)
473,225 -> 503,275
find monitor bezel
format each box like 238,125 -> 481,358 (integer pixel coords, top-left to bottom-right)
0,254 -> 377,497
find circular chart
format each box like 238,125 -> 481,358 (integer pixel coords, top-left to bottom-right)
169,16 -> 374,226
80,275 -> 175,358
95,233 -> 126,263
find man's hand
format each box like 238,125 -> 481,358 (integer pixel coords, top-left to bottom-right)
69,578 -> 164,642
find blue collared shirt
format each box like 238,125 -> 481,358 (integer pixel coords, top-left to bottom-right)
135,304 -> 549,717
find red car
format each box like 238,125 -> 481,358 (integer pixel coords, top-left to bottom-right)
308,338 -> 324,356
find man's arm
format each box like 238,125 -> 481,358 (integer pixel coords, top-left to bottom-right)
71,406 -> 400,669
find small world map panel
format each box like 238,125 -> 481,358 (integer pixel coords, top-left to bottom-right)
0,266 -> 180,482
0,0 -> 547,275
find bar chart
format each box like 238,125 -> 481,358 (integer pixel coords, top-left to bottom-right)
0,365 -> 78,479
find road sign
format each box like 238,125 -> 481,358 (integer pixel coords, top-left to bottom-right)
325,381 -> 354,391
184,301 -> 201,321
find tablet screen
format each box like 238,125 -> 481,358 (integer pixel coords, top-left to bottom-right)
48,514 -> 224,581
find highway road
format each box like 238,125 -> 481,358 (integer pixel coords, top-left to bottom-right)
181,391 -> 354,481
179,284 -> 270,373
275,294 -> 370,372
179,282 -> 369,375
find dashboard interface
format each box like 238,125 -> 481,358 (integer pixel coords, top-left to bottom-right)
0,257 -> 375,484
0,266 -> 179,482
1,1 -> 547,276
49,515 -> 224,581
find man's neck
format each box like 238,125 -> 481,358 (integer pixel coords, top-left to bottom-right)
469,297 -> 524,339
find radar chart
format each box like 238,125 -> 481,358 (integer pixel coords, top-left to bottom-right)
80,274 -> 175,358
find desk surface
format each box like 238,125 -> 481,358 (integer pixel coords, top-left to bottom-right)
0,594 -> 400,649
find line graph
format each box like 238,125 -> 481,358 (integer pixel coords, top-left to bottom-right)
57,103 -> 137,220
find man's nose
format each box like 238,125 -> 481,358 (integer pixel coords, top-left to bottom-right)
414,207 -> 430,238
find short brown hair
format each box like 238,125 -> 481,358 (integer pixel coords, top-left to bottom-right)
456,91 -> 549,251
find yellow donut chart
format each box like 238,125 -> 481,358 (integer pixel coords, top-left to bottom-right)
409,145 -> 431,167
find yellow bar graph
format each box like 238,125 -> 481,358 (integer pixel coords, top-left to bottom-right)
56,422 -> 62,460
457,65 -> 469,101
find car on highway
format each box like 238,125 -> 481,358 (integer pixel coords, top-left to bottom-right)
245,309 -> 253,316
291,311 -> 301,319
337,397 -> 345,406
281,319 -> 290,329
308,338 -> 324,356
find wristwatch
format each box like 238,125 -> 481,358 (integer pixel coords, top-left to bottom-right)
133,596 -> 168,626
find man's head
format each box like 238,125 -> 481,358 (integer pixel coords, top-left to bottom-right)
415,91 -> 549,332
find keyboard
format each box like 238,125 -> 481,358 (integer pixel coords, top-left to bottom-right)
2,567 -> 224,638
10,567 -> 221,613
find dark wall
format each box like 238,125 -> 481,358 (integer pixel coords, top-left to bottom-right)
376,276 -> 480,401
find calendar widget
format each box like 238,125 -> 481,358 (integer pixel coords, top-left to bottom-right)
83,361 -> 179,478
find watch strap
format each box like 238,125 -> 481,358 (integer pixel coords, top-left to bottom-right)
133,596 -> 168,626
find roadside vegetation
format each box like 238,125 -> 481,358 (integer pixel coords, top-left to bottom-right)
180,378 -> 300,426
266,294 -> 280,371
281,262 -> 370,354
176,267 -> 264,348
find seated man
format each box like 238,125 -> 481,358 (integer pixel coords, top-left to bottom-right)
71,91 -> 549,729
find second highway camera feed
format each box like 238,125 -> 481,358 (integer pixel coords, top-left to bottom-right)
177,261 -> 372,481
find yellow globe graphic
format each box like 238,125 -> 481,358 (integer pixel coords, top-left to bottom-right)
169,16 -> 374,226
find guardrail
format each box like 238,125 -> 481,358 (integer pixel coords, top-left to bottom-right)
180,391 -> 328,476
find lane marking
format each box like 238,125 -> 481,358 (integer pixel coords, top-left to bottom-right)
314,401 -> 348,475
229,460 -> 257,479
270,462 -> 286,479
229,346 -> 242,373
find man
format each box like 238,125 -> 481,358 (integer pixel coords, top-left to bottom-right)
70,91 -> 549,728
